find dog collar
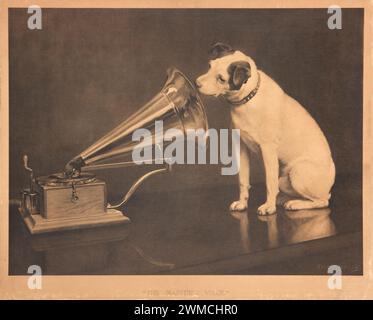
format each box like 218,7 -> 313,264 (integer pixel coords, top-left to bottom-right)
225,72 -> 261,106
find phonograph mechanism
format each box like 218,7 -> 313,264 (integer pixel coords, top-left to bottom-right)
20,157 -> 132,234
18,68 -> 208,234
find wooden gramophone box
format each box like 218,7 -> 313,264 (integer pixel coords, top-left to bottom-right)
38,178 -> 106,219
20,172 -> 130,234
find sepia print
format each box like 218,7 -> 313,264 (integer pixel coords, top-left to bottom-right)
0,0 -> 372,299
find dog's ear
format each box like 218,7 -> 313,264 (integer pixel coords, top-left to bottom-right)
209,42 -> 234,60
228,61 -> 251,90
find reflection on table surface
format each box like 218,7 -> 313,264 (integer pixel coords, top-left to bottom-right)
232,207 -> 336,252
9,182 -> 362,275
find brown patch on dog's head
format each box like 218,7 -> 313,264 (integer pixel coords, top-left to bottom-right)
208,42 -> 234,60
227,61 -> 251,90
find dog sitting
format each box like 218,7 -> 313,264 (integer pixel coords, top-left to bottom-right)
196,43 -> 335,215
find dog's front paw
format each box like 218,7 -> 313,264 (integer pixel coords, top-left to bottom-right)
229,200 -> 248,211
257,202 -> 277,215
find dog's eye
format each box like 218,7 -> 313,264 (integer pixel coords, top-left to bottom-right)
217,75 -> 226,84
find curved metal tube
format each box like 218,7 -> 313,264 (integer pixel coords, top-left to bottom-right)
107,164 -> 171,209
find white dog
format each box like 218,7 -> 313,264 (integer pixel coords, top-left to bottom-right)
196,43 -> 335,215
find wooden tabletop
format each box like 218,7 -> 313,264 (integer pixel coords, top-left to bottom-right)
9,177 -> 362,275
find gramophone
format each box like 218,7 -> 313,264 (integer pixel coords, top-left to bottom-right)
19,68 -> 208,234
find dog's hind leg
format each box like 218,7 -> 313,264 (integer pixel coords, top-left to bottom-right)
282,160 -> 335,211
277,176 -> 297,206
284,198 -> 329,210
276,192 -> 293,206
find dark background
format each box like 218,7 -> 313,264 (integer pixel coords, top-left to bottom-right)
9,9 -> 363,199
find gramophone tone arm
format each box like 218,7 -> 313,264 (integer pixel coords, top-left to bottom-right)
64,156 -> 86,177
107,164 -> 171,209
81,161 -> 136,171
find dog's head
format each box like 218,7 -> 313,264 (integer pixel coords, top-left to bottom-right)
196,42 -> 257,98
